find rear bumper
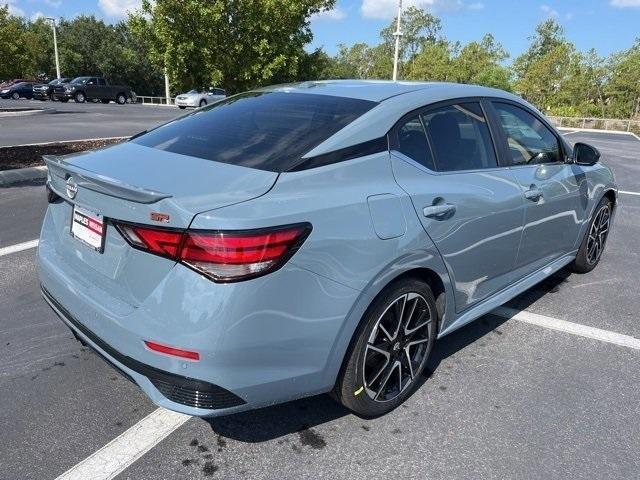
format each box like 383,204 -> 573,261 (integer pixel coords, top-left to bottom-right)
38,203 -> 361,416
42,286 -> 245,412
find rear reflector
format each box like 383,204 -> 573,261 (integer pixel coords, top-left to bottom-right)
114,222 -> 311,282
144,341 -> 200,361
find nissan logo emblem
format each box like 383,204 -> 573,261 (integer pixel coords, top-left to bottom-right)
66,177 -> 78,199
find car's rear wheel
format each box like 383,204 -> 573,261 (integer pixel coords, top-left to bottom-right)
11,92 -> 19,100
74,92 -> 85,103
199,99 -> 207,107
116,93 -> 127,105
571,196 -> 612,273
335,277 -> 437,417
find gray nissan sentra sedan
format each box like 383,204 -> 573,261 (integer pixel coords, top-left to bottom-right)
39,80 -> 617,418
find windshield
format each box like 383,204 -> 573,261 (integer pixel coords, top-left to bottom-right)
132,91 -> 377,172
187,89 -> 198,94
71,77 -> 90,85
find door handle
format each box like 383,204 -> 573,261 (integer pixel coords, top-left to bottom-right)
524,186 -> 543,202
423,203 -> 456,219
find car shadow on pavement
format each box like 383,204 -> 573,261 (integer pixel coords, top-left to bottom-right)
205,269 -> 572,443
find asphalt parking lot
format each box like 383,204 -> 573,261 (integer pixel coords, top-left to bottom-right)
0,131 -> 639,479
0,98 -> 183,146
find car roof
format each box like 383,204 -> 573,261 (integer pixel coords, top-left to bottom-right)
255,79 -> 519,103
274,80 -> 541,160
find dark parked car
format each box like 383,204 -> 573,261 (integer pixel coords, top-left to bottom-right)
0,81 -> 36,99
55,76 -> 134,104
33,78 -> 72,101
0,78 -> 37,89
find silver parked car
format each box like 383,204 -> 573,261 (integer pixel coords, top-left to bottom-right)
175,87 -> 226,109
39,81 -> 617,418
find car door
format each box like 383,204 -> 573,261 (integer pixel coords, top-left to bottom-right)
85,78 -> 99,99
390,100 -> 525,312
488,101 -> 586,273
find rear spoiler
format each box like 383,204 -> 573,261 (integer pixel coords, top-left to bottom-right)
44,155 -> 172,204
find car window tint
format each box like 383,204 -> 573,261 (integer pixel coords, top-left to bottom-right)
132,92 -> 377,172
98,78 -> 106,86
396,115 -> 435,170
421,103 -> 498,172
493,102 -> 561,165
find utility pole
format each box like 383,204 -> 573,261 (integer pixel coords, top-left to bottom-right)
46,17 -> 61,79
392,0 -> 403,81
164,70 -> 171,105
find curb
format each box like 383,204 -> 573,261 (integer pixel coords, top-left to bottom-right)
558,127 -> 640,141
0,165 -> 47,187
0,136 -> 129,149
0,108 -> 53,118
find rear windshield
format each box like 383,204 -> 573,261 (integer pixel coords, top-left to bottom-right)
131,91 -> 377,172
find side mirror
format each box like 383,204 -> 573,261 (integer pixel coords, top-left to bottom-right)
573,142 -> 600,166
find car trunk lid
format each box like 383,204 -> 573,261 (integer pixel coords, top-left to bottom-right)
45,141 -> 279,228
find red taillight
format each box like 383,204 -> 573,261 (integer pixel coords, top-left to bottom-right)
144,341 -> 200,361
115,222 -> 311,282
116,224 -> 183,258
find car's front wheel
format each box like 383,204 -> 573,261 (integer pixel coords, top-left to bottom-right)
74,92 -> 85,103
116,93 -> 127,105
199,99 -> 207,107
571,196 -> 612,273
11,92 -> 19,100
335,277 -> 437,417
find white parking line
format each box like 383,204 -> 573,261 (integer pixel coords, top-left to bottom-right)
54,408 -> 190,480
620,190 -> 640,197
0,239 -> 39,257
494,307 -> 640,351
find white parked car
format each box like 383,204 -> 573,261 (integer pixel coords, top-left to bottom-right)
175,88 -> 226,109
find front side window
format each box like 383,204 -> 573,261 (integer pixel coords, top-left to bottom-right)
493,102 -> 562,165
97,78 -> 106,86
421,102 -> 498,172
132,92 -> 377,172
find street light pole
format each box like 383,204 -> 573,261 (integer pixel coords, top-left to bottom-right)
392,0 -> 403,81
46,17 -> 61,79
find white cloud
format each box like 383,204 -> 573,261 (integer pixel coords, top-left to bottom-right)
2,0 -> 25,16
360,0 -> 485,20
98,0 -> 141,17
540,4 -> 559,17
43,0 -> 62,7
30,10 -> 45,20
467,2 -> 484,9
312,6 -> 347,21
610,0 -> 640,7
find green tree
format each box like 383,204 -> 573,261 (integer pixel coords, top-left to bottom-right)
607,40 -> 640,118
130,0 -> 334,94
513,19 -> 565,79
405,41 -> 452,81
450,34 -> 510,89
380,6 -> 441,78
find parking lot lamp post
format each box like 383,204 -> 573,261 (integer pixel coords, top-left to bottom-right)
392,0 -> 403,81
46,17 -> 61,79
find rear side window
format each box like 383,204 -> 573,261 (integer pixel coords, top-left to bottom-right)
396,115 -> 435,170
493,102 -> 561,165
132,92 -> 376,172
422,103 -> 498,172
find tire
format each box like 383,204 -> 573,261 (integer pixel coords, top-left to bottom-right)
199,99 -> 207,107
335,277 -> 438,418
74,91 -> 86,103
11,92 -> 19,100
571,196 -> 612,273
116,93 -> 127,105
179,106 -> 186,109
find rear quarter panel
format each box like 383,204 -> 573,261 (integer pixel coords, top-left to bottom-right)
191,153 -> 453,389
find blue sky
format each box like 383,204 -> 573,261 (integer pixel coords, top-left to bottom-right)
4,0 -> 640,61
